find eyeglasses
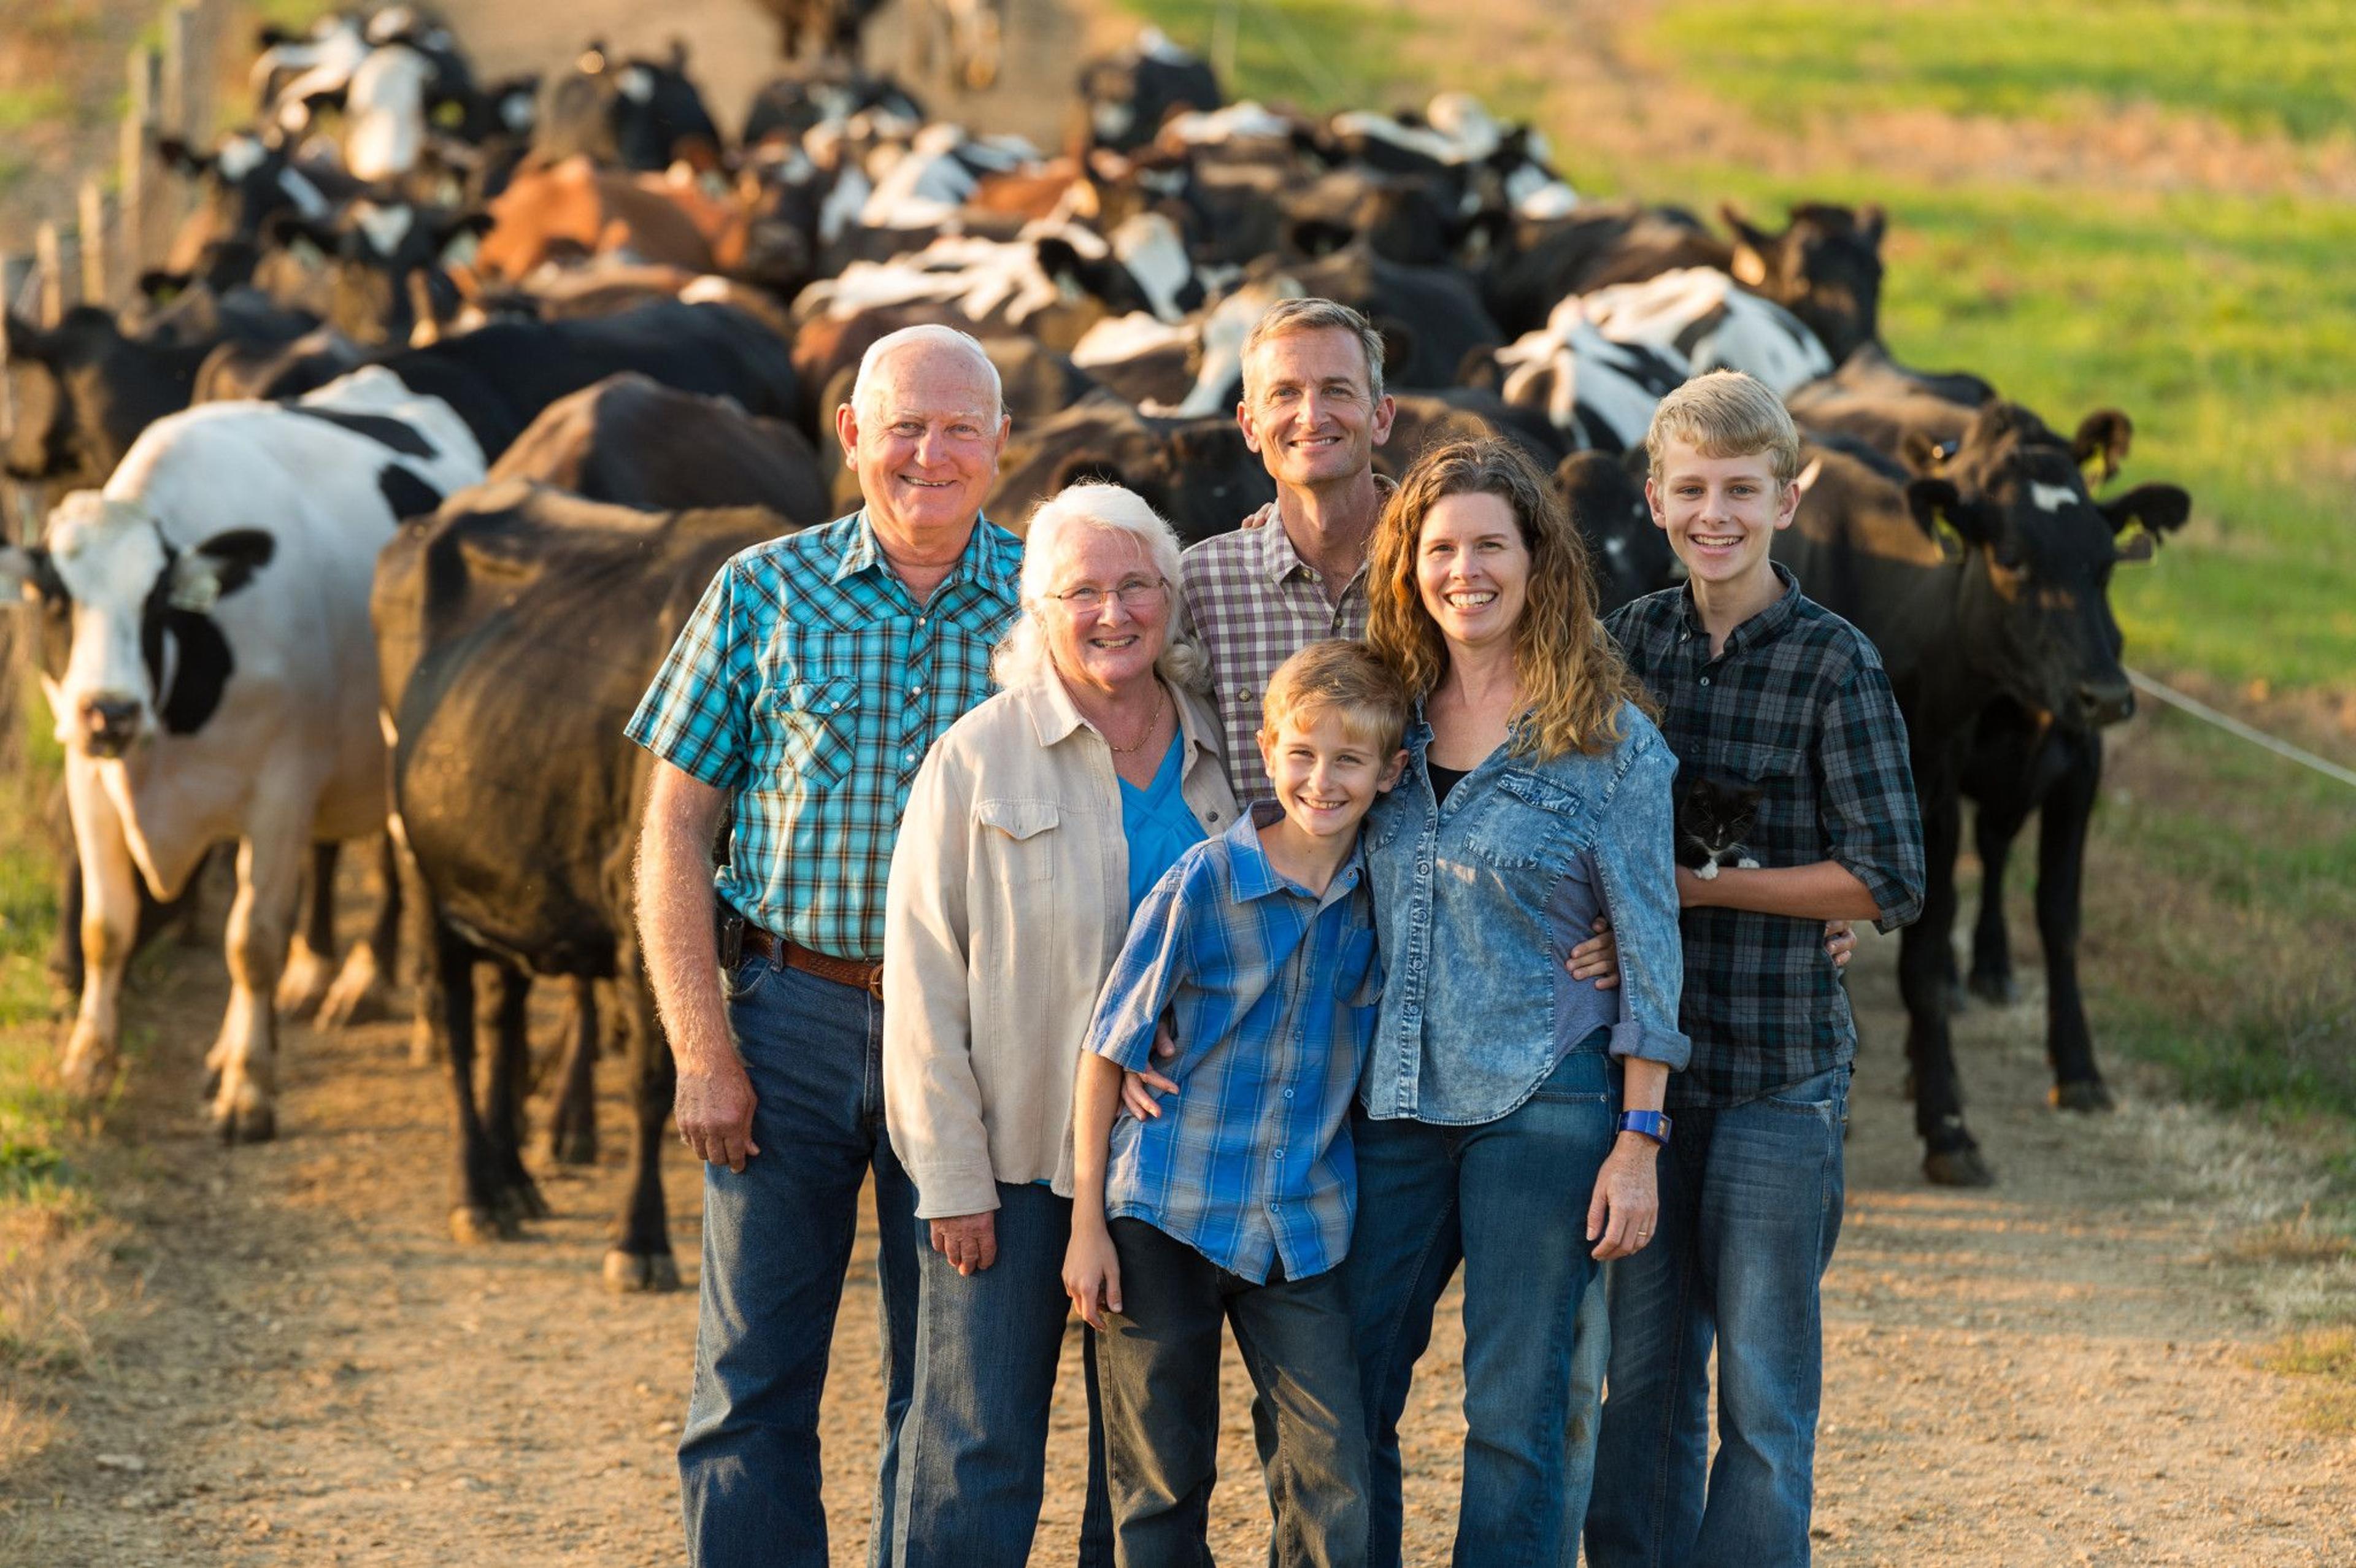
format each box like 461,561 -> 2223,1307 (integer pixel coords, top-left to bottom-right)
1049,577 -> 1169,613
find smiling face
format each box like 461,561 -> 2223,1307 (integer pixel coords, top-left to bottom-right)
1646,437 -> 1799,593
1236,326 -> 1396,493
1414,489 -> 1531,658
1257,704 -> 1406,847
837,341 -> 1009,550
1038,524 -> 1171,698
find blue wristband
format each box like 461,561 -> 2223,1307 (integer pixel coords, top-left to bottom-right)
1617,1110 -> 1672,1146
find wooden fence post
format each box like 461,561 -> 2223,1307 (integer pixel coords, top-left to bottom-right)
33,223 -> 66,326
122,45 -> 163,275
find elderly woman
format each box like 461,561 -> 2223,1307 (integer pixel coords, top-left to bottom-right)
882,483 -> 1236,1568
1349,437 -> 1690,1567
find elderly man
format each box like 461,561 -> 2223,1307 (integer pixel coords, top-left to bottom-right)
631,323 -> 1017,1568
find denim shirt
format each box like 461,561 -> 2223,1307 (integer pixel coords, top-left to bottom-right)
1361,698 -> 1690,1126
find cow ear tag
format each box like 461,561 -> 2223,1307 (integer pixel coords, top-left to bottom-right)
166,567 -> 222,613
2115,528 -> 2157,563
1730,245 -> 1768,287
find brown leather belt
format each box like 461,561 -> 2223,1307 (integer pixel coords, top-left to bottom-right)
744,925 -> 884,998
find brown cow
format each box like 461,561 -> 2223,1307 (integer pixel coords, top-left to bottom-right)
471,156 -> 716,282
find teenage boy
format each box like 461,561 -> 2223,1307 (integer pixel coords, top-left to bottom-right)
1064,640 -> 1409,1568
1587,370 -> 1926,1568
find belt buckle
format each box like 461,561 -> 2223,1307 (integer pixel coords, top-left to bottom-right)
866,966 -> 885,999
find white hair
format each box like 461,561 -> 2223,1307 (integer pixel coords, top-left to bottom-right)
993,482 -> 1207,692
848,323 -> 1006,422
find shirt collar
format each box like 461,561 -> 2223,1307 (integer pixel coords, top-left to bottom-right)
1021,673 -> 1220,775
1252,477 -> 1393,592
1676,559 -> 1801,656
1226,799 -> 1368,907
831,508 -> 1018,600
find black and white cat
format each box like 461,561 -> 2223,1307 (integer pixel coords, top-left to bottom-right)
1675,775 -> 1762,880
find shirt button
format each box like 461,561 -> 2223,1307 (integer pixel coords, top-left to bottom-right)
1237,687 -> 1253,703
912,682 -> 924,695
1700,676 -> 1711,687
1273,1150 -> 1284,1159
1283,1088 -> 1294,1100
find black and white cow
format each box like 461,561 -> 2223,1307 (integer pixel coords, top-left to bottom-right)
1474,299 -> 1690,453
1574,266 -> 1834,396
0,366 -> 485,1139
1076,28 -> 1222,153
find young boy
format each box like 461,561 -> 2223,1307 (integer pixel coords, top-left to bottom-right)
1063,639 -> 1409,1568
1587,371 -> 1925,1568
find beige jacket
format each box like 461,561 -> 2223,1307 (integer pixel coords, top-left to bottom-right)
884,674 -> 1237,1219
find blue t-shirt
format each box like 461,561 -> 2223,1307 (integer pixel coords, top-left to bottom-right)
1120,736 -> 1206,914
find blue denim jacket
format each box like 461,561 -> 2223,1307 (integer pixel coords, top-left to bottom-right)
1361,698 -> 1690,1125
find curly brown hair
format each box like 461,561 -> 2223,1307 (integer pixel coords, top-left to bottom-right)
1365,437 -> 1651,761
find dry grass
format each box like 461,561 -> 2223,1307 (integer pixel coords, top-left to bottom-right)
2259,1327 -> 2356,1434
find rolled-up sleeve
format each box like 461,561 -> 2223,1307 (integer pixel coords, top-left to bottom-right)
1590,730 -> 1691,1071
625,555 -> 753,790
882,744 -> 998,1220
1819,661 -> 1925,934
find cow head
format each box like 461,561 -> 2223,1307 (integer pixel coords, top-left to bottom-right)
157,131 -> 338,244
268,199 -> 490,345
1,491 -> 275,756
1722,201 -> 1886,364
1556,448 -> 1680,613
552,39 -> 722,174
2,307 -> 196,488
1903,403 -> 2190,729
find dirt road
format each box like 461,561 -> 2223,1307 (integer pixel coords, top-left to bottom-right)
9,708 -> 2354,1566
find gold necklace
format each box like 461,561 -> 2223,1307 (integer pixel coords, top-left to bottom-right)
1105,686 -> 1169,754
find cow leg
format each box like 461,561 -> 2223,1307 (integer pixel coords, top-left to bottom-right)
1966,794 -> 2031,1006
207,824 -> 306,1143
436,928 -> 509,1242
275,842 -> 341,1018
603,942 -> 679,1293
58,756 -> 137,1099
318,834 -> 401,1028
49,847 -> 84,995
2038,732 -> 2112,1113
481,961 -> 549,1223
1898,785 -> 1993,1186
544,977 -> 601,1167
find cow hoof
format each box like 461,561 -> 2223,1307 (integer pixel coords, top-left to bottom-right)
494,1175 -> 550,1223
214,1101 -> 277,1145
1923,1147 -> 1996,1187
60,1046 -> 117,1101
450,1205 -> 516,1245
602,1250 -> 683,1294
315,947 -> 385,1029
2052,1079 -> 2116,1115
1968,971 -> 2022,1006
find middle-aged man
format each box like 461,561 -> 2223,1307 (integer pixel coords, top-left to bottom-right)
630,323 -> 1017,1568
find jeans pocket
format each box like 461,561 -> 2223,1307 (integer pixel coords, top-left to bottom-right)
1528,1043 -> 1611,1104
722,951 -> 771,1004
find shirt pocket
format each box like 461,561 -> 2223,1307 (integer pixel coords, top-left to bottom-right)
975,797 -> 1063,885
766,676 -> 861,794
1709,740 -> 1809,855
1461,768 -> 1585,870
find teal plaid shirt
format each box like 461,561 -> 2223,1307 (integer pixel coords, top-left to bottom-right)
625,510 -> 1023,962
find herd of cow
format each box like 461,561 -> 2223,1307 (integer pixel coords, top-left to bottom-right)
0,7 -> 2192,1289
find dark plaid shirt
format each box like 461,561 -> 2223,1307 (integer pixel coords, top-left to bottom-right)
1607,564 -> 1925,1109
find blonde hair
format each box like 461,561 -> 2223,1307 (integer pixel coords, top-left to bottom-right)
1365,437 -> 1651,761
992,482 -> 1207,691
1259,639 -> 1409,756
1643,367 -> 1802,487
1240,296 -> 1387,404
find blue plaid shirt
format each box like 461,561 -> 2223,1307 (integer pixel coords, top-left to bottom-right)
1084,802 -> 1380,1284
625,510 -> 1022,961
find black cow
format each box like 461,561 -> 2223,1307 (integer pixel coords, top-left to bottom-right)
375,485 -> 790,1286
1553,447 -> 1680,614
487,372 -> 830,521
1718,202 -> 1889,366
752,0 -> 890,61
1476,202 -> 1726,337
3,308 -> 213,488
1076,32 -> 1223,153
153,131 -> 363,265
1774,411 -> 2189,1182
533,40 -> 723,172
263,198 -> 494,346
261,299 -> 801,461
989,393 -> 1271,544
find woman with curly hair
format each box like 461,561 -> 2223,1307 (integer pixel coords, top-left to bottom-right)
1348,436 -> 1690,1567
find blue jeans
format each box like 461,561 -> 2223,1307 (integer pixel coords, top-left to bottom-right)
678,959 -> 921,1568
1586,1063 -> 1850,1568
892,1181 -> 1114,1568
1345,1042 -> 1617,1568
1096,1219 -> 1369,1568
